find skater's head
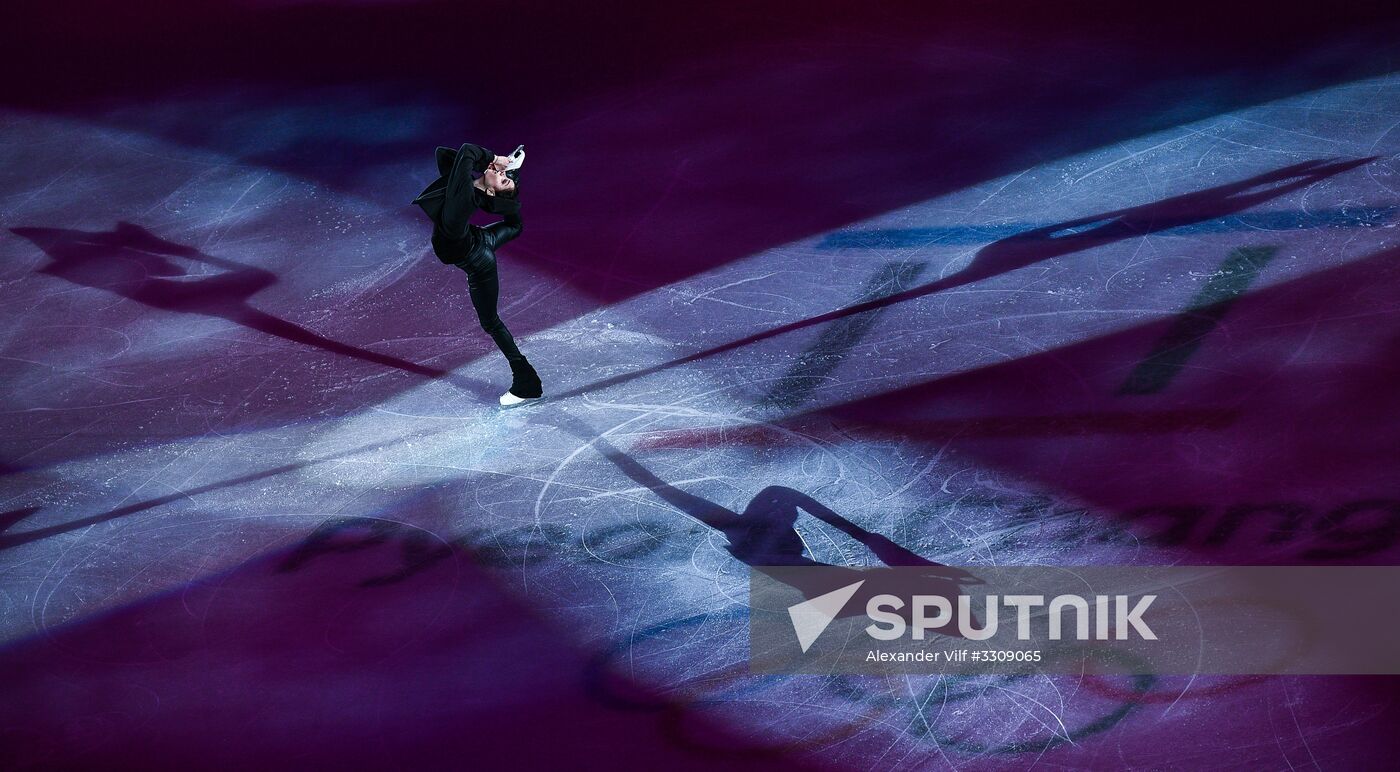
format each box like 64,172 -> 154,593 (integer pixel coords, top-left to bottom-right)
479,166 -> 518,199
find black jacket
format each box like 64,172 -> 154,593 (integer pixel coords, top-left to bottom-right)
412,143 -> 521,263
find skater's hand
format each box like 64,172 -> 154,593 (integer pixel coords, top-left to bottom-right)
490,155 -> 512,171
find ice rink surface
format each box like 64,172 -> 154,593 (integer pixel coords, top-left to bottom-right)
2,2 -> 1400,768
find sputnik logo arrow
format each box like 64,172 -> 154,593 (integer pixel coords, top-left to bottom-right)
787,580 -> 865,653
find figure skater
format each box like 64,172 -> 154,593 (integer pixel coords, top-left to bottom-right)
412,142 -> 542,405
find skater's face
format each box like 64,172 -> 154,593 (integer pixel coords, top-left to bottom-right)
481,167 -> 516,196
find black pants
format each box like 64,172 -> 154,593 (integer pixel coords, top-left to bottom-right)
456,220 -> 526,366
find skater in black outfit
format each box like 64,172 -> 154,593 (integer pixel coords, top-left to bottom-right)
413,142 -> 543,405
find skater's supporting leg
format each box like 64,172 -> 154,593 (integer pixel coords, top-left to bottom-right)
462,254 -> 527,365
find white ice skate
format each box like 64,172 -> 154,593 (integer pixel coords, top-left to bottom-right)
499,390 -> 541,407
504,145 -> 525,172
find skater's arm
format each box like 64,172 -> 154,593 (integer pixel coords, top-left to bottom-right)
436,143 -> 501,238
455,143 -> 499,174
446,143 -> 495,199
459,143 -> 515,175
